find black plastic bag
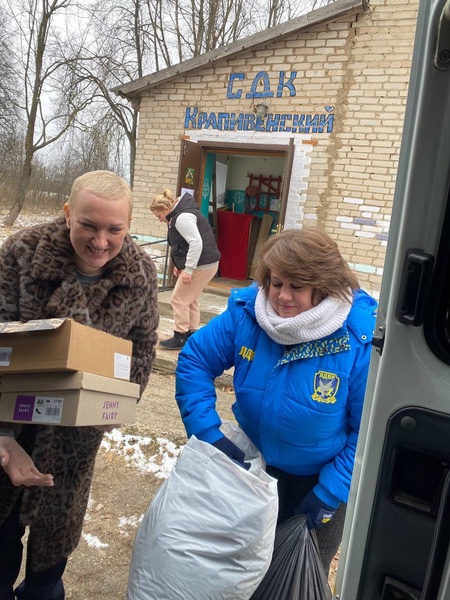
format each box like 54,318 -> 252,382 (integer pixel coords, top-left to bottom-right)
250,515 -> 332,600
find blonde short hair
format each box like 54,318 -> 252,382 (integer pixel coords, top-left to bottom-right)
150,189 -> 175,213
67,171 -> 133,215
254,227 -> 359,303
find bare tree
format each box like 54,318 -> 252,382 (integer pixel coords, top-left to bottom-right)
71,0 -> 256,183
144,0 -> 334,62
143,0 -> 255,64
61,0 -> 155,186
0,6 -> 23,198
3,0 -> 95,225
65,112 -> 126,174
0,13 -> 17,125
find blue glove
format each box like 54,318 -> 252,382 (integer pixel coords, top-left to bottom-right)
212,436 -> 250,470
296,490 -> 336,530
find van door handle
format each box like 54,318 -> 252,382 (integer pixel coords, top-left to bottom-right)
372,325 -> 385,355
422,469 -> 450,600
396,250 -> 434,326
434,0 -> 450,70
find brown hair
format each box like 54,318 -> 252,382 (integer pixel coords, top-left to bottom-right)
67,170 -> 133,216
150,189 -> 175,213
254,227 -> 359,303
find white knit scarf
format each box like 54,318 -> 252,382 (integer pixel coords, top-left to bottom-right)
255,288 -> 352,345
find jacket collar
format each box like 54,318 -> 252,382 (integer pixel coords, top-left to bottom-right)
277,332 -> 351,366
345,289 -> 377,345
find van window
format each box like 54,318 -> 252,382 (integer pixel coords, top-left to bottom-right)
424,187 -> 450,364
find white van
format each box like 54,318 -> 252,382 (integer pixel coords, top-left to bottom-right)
335,0 -> 450,598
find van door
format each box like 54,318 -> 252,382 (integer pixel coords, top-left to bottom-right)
336,0 -> 450,598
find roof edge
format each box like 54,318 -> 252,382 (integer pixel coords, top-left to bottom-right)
112,0 -> 366,100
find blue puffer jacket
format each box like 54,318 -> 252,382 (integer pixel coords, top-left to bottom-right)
176,285 -> 377,507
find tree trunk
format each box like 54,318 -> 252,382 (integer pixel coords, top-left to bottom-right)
3,158 -> 32,226
129,108 -> 139,187
3,200 -> 22,226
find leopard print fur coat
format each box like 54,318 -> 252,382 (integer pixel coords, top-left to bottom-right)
0,217 -> 159,573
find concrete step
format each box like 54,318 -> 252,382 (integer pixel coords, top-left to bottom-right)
153,289 -> 234,386
154,334 -> 234,388
157,289 -> 229,322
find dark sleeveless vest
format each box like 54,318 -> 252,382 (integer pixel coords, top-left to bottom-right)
167,193 -> 220,270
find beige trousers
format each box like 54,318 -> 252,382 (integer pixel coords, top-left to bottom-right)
171,265 -> 218,333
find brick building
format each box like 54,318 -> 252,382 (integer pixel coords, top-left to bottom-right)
113,0 -> 418,296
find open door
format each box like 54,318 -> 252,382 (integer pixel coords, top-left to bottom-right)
165,140 -> 204,287
176,139 -> 295,285
176,139 -> 204,201
336,0 -> 450,597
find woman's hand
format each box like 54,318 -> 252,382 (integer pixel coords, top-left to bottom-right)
173,267 -> 181,276
295,490 -> 336,530
180,271 -> 192,284
0,436 -> 54,487
212,436 -> 250,470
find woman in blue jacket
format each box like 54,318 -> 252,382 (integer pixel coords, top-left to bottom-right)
175,227 -> 377,573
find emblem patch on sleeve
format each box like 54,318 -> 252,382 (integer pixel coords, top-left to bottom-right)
239,346 -> 255,361
311,370 -> 340,403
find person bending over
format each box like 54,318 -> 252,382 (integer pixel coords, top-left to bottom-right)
150,189 -> 220,351
175,227 -> 377,574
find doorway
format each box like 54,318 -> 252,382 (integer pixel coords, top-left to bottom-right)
177,139 -> 294,284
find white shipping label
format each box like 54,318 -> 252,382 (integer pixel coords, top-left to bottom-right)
32,396 -> 64,424
0,347 -> 12,366
114,353 -> 131,380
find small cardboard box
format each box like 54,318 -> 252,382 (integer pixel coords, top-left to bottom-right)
0,319 -> 132,380
0,372 -> 139,426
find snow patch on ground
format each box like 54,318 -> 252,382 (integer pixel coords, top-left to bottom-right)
82,532 -> 109,549
0,212 -> 60,242
100,429 -> 182,479
82,433 -> 182,543
119,515 -> 144,530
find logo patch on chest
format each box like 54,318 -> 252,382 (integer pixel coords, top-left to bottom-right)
311,370 -> 340,404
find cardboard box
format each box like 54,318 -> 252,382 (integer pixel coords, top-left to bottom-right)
0,319 -> 132,380
0,372 -> 139,426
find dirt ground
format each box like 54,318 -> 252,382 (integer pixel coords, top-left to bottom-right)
14,367 -> 339,598
15,369 -> 254,599
57,369 -> 338,599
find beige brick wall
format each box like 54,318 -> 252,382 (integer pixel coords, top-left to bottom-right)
132,0 -> 419,296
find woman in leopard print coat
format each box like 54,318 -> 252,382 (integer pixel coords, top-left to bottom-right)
0,171 -> 159,599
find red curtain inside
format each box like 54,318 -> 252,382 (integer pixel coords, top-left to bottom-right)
217,212 -> 255,280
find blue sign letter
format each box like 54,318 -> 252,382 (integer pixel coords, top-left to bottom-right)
277,71 -> 297,97
246,71 -> 274,99
227,73 -> 245,99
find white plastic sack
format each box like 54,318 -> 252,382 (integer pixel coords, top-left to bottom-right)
127,421 -> 279,600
